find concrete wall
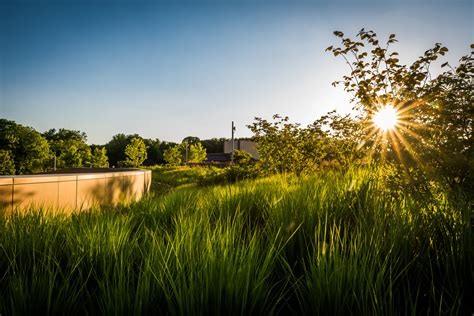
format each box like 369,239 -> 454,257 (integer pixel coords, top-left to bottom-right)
223,140 -> 259,159
0,169 -> 152,215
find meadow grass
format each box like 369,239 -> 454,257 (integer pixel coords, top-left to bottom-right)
0,168 -> 472,315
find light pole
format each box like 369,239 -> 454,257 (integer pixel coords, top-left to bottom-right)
185,141 -> 188,164
231,121 -> 236,164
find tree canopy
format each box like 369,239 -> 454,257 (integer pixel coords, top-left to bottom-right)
0,119 -> 50,174
124,137 -> 148,167
90,147 -> 109,168
327,29 -> 473,193
249,29 -> 473,196
43,128 -> 91,169
188,143 -> 207,163
163,145 -> 182,166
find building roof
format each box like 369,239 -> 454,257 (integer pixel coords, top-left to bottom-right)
206,153 -> 232,162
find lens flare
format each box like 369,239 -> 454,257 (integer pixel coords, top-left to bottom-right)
373,105 -> 399,131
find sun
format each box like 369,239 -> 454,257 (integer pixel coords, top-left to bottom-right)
372,105 -> 399,131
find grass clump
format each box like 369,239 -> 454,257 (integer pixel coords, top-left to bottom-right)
0,168 -> 472,314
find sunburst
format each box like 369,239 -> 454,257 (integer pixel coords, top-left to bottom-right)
372,105 -> 399,131
358,99 -> 428,169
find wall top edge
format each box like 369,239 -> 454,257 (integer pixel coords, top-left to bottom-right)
0,169 -> 151,183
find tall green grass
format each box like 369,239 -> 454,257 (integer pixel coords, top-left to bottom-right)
0,168 -> 472,314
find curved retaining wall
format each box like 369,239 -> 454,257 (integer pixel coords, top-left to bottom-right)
0,169 -> 152,214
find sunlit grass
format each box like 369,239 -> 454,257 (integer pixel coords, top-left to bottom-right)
0,168 -> 471,314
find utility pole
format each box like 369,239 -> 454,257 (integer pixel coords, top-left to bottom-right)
185,141 -> 188,164
53,153 -> 57,171
231,121 -> 236,164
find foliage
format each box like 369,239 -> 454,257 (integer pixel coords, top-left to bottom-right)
0,119 -> 50,174
233,149 -> 253,165
106,134 -> 176,166
248,115 -> 316,174
188,142 -> 207,163
143,138 -> 163,165
124,137 -> 148,167
105,134 -> 139,167
0,168 -> 471,314
249,111 -> 369,174
90,147 -> 109,168
327,29 -> 473,194
163,142 -> 207,165
182,136 -> 200,145
163,145 -> 182,166
419,52 -> 474,192
201,138 -> 226,153
148,165 -> 222,192
43,128 -> 92,168
0,149 -> 15,175
311,110 -> 367,169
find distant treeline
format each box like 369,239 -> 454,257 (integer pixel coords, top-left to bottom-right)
0,118 -> 245,175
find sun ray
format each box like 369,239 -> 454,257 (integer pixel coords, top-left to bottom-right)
359,98 -> 431,173
372,104 -> 400,131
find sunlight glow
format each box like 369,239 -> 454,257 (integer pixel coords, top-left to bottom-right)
372,105 -> 399,131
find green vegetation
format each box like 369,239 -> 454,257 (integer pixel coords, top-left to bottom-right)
249,30 -> 472,198
0,149 -> 16,175
0,30 -> 472,314
90,147 -> 109,168
104,133 -> 177,168
148,165 -> 214,191
0,167 -> 471,314
188,142 -> 207,163
43,128 -> 92,169
0,118 -> 51,174
124,137 -> 148,167
326,30 -> 473,193
163,145 -> 183,166
163,141 -> 208,165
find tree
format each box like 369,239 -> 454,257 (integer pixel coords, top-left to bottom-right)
182,136 -> 200,145
90,147 -> 109,168
163,145 -> 182,166
143,138 -> 162,165
0,119 -> 50,174
201,138 -> 226,153
327,29 -> 473,193
105,133 -> 139,167
159,141 -> 177,163
188,142 -> 207,163
310,110 -> 366,169
124,137 -> 147,167
248,115 -> 327,174
43,128 -> 91,168
0,150 -> 15,175
233,149 -> 252,165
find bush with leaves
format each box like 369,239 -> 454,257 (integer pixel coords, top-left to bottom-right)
327,29 -> 473,193
124,137 -> 148,167
233,149 -> 253,165
248,112 -> 365,174
188,142 -> 207,163
198,164 -> 262,186
90,147 -> 109,168
0,119 -> 50,174
163,145 -> 183,166
0,150 -> 15,175
248,115 -> 327,174
43,128 -> 92,169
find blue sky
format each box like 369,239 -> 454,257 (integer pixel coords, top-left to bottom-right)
1,0 -> 472,144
